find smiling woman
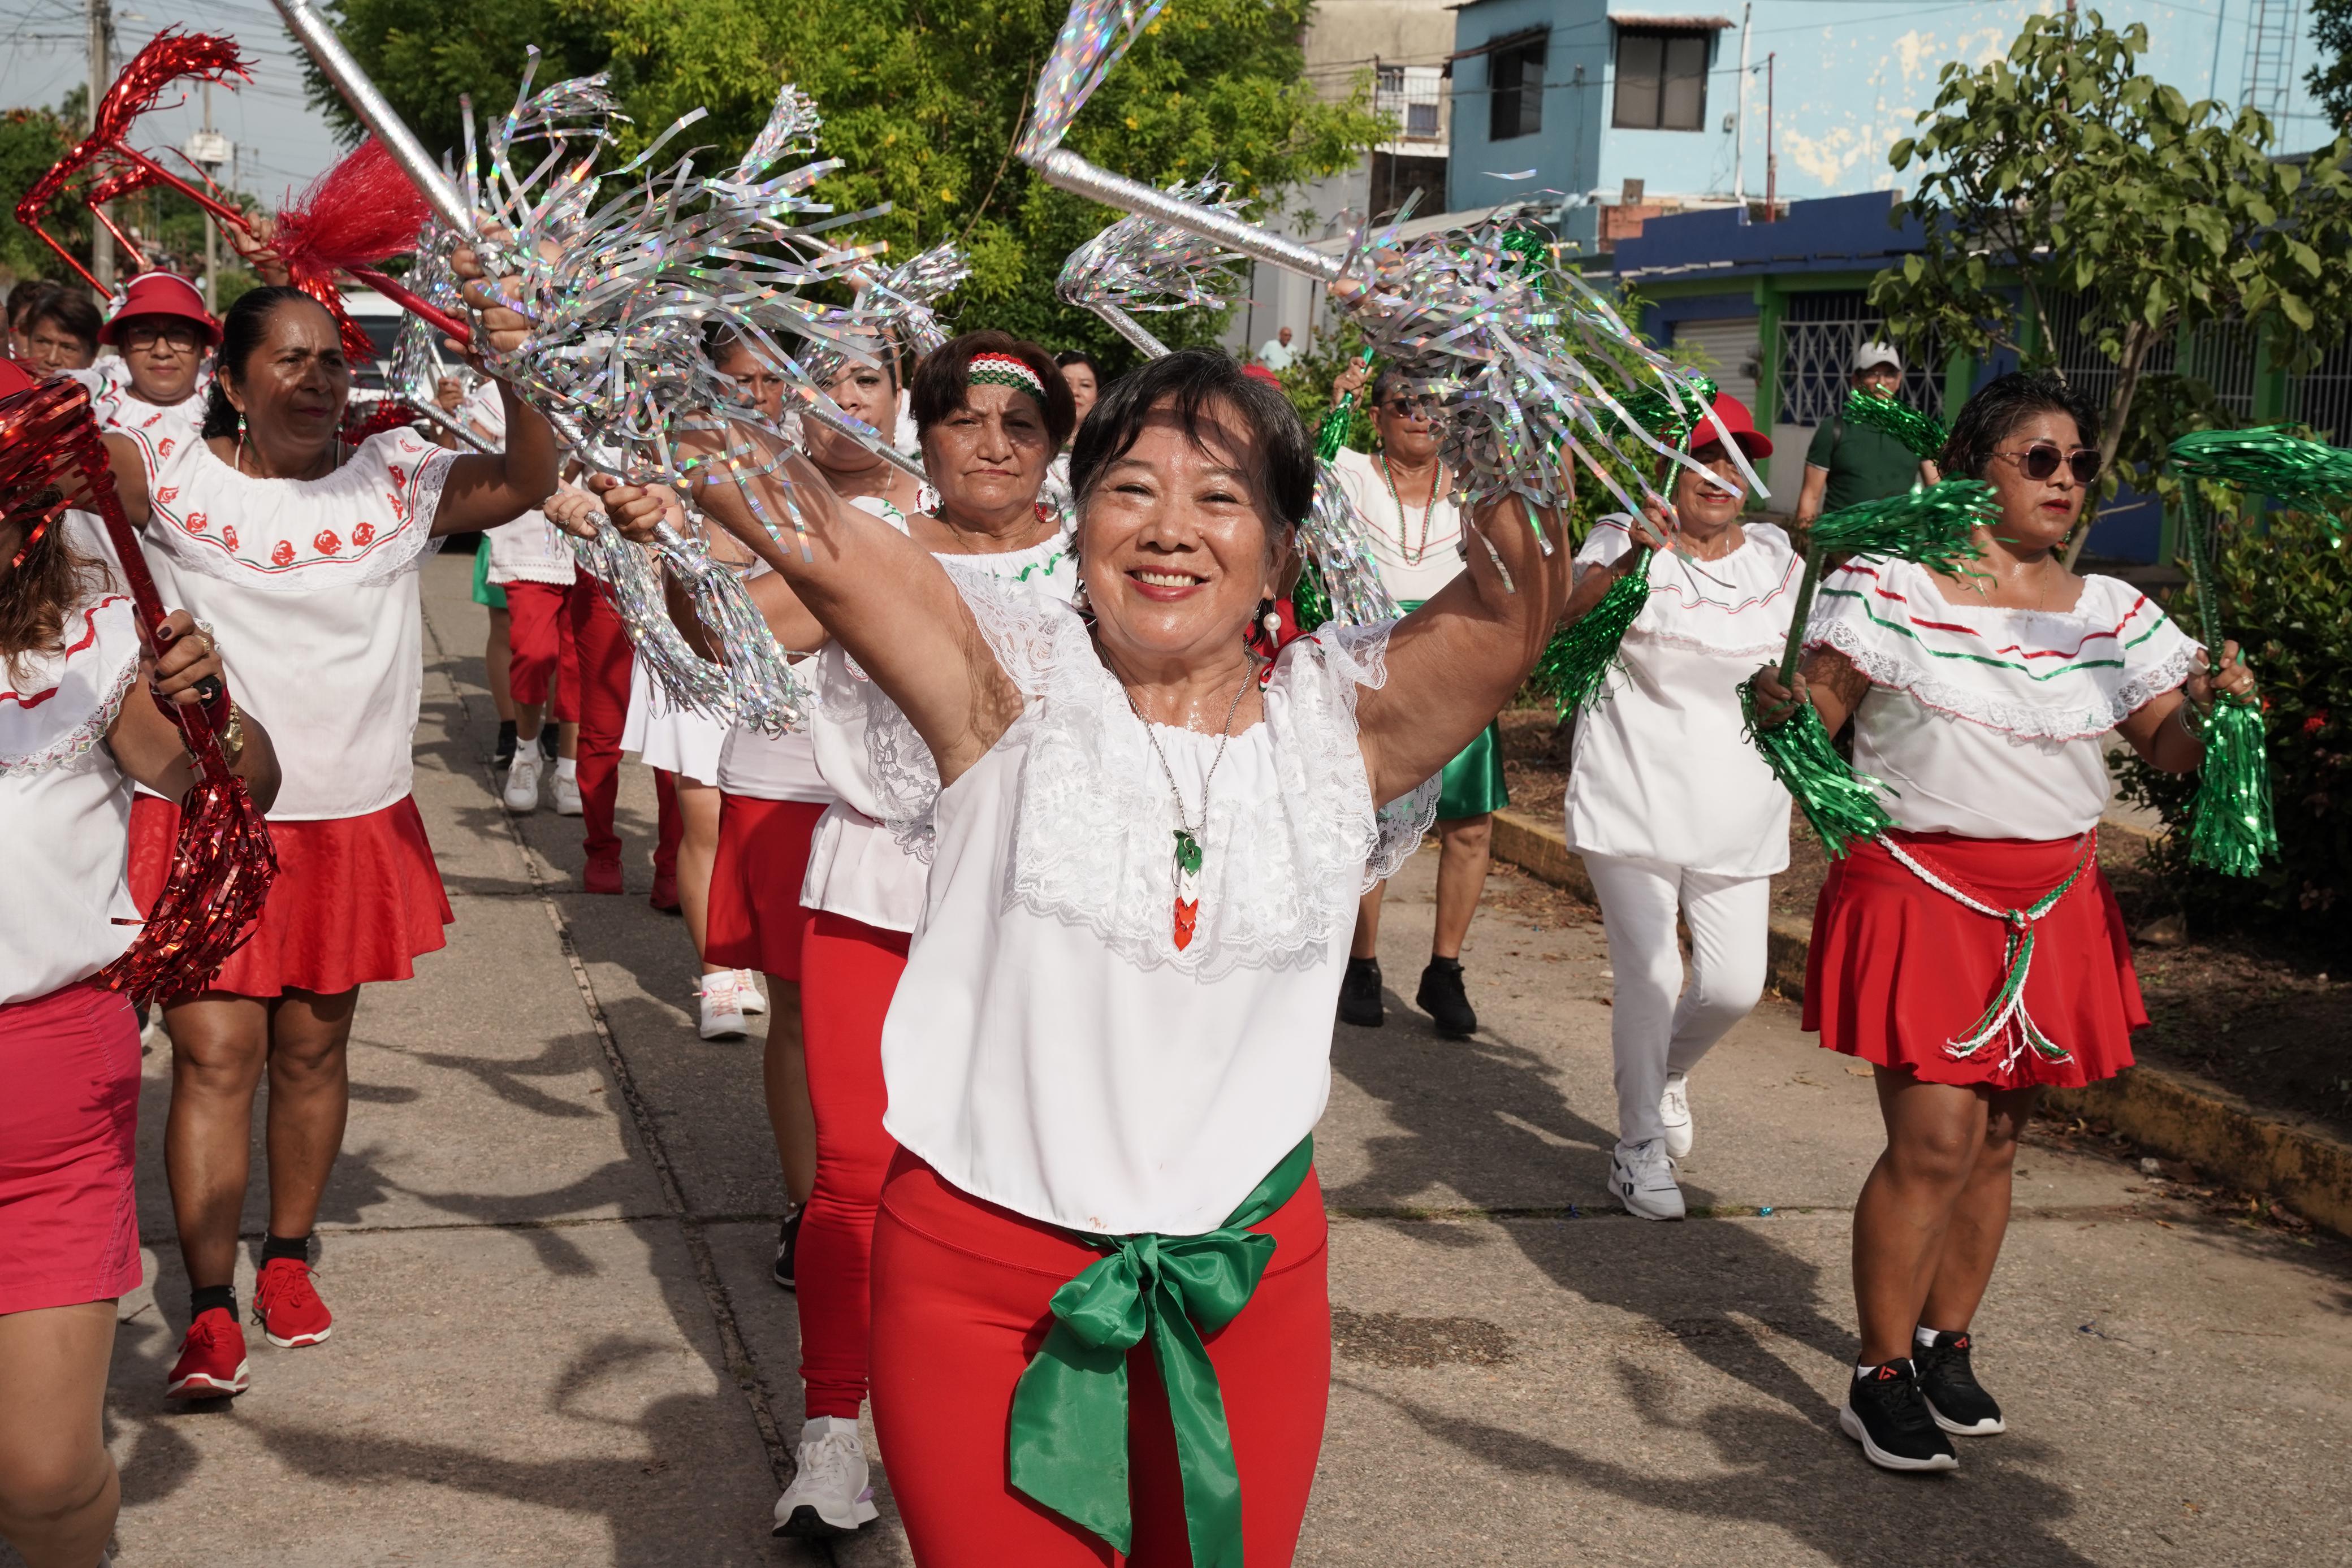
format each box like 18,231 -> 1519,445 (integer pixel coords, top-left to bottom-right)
587,344 -> 1570,1567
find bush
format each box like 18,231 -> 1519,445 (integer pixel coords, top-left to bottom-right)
2117,506 -> 2352,945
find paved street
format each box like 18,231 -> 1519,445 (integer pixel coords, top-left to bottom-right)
53,553 -> 2352,1567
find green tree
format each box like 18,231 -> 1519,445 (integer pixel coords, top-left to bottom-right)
1,107 -> 83,283
308,0 -> 1382,364
2315,0 -> 2352,133
1869,11 -> 2352,564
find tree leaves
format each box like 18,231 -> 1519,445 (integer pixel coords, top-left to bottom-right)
309,0 -> 1383,365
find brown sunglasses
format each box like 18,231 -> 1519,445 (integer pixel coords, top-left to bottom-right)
1996,443 -> 2102,484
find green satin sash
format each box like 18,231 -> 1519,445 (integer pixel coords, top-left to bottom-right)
1005,1137 -> 1314,1568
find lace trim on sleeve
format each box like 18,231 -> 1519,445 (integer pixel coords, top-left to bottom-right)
1309,619 -> 1439,885
0,598 -> 141,776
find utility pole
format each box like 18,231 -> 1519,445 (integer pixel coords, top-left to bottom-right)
187,84 -> 232,311
1764,52 -> 1778,223
1734,2 -> 1751,203
87,0 -> 114,290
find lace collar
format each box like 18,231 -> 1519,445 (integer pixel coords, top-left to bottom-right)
1808,557 -> 2197,740
864,571 -> 1438,980
0,593 -> 141,777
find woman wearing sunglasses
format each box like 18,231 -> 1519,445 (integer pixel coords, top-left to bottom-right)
1754,371 -> 2255,1474
1326,361 -> 1505,1041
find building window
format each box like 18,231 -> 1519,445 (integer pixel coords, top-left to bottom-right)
1775,292 -> 1945,427
1489,36 -> 1545,141
1369,150 -> 1450,219
1613,29 -> 1708,131
1376,64 -> 1445,141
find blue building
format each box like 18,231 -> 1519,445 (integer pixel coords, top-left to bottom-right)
1443,0 -> 2340,252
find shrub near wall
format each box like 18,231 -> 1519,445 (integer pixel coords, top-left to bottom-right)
2118,508 -> 2352,944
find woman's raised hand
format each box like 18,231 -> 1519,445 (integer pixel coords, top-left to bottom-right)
448,243 -> 535,363
581,472 -> 682,545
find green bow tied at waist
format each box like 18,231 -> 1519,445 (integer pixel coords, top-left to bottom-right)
1006,1137 -> 1314,1568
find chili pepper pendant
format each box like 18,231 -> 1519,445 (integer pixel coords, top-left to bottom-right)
1172,828 -> 1203,950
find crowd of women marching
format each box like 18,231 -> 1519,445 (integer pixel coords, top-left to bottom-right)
0,47 -> 2260,1568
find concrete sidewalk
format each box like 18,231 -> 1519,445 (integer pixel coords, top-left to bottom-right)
58,553 -> 2352,1567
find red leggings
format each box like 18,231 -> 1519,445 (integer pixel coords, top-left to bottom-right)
501,579 -> 580,720
870,1151 -> 1331,1566
796,909 -> 910,1420
566,583 -> 633,864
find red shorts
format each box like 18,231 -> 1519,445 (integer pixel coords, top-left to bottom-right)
870,1151 -> 1331,1566
704,795 -> 825,981
1804,830 -> 2145,1090
0,984 -> 142,1314
129,794 -> 454,999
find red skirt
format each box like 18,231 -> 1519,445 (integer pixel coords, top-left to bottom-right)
704,794 -> 825,981
1803,830 -> 2145,1090
0,984 -> 142,1314
129,794 -> 453,999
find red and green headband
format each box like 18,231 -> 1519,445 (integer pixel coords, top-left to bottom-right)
967,351 -> 1049,405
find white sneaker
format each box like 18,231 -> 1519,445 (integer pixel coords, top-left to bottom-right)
1611,1138 -> 1687,1222
501,749 -> 543,814
772,1415 -> 879,1538
1659,1071 -> 1694,1160
698,973 -> 749,1041
550,767 -> 582,816
733,969 -> 767,1015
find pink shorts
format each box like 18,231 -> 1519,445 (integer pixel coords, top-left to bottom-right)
0,983 -> 143,1314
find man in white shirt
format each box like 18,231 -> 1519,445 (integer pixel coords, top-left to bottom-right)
1256,324 -> 1298,371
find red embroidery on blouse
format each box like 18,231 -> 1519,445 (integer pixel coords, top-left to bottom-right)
184,511 -> 208,534
271,540 -> 295,567
353,521 -> 375,547
314,529 -> 343,556
157,438 -> 176,459
222,525 -> 239,551
389,463 -> 408,490
157,486 -> 179,504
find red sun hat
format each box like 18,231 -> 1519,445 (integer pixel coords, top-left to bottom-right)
100,271 -> 222,349
1683,392 -> 1772,460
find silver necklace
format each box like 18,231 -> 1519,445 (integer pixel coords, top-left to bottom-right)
1126,662 -> 1256,951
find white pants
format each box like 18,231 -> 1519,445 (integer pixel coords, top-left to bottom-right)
1584,851 -> 1773,1147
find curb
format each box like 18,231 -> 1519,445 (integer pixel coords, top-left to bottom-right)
1488,805 -> 2352,1241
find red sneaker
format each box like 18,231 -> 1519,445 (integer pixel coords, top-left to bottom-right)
165,1307 -> 250,1398
253,1257 -> 334,1348
582,854 -> 624,895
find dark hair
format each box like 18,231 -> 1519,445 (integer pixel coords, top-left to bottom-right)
910,330 -> 1075,448
1054,349 -> 1101,376
1368,364 -> 1415,408
7,278 -> 58,330
0,514 -> 107,685
24,288 -> 100,349
200,285 -> 331,440
1939,371 -> 2102,481
1070,348 -> 1316,529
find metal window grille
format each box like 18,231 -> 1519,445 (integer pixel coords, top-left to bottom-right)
2043,292 -> 2262,422
1775,292 -> 1944,427
2288,334 -> 2352,441
1376,65 -> 1445,142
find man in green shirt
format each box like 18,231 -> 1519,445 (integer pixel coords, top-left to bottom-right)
1797,341 -> 1931,523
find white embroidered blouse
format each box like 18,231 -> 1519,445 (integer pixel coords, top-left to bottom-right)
121,423 -> 456,821
1565,516 -> 1799,876
1805,558 -> 2198,841
1,591 -> 144,1004
871,573 -> 1438,1235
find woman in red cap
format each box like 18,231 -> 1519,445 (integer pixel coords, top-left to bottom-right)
1557,393 -> 1794,1223
93,272 -> 219,449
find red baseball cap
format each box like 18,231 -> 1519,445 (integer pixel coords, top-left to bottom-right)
100,271 -> 222,348
1684,392 -> 1772,459
1242,363 -> 1284,388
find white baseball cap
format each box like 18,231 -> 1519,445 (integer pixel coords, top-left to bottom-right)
1852,340 -> 1903,374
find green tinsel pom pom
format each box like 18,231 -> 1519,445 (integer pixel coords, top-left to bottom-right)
2187,693 -> 2278,878
1603,377 -> 1719,447
1532,552 -> 1652,715
1739,680 -> 1894,859
2168,427 -> 2352,531
1292,557 -> 1333,635
1807,479 -> 1993,574
1840,388 -> 1947,462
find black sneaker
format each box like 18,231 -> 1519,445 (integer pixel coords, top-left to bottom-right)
1840,1360 -> 1959,1472
539,725 -> 560,762
1916,1329 -> 2005,1435
1416,957 -> 1478,1039
494,720 -> 518,770
1338,956 -> 1385,1028
772,1207 -> 803,1292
